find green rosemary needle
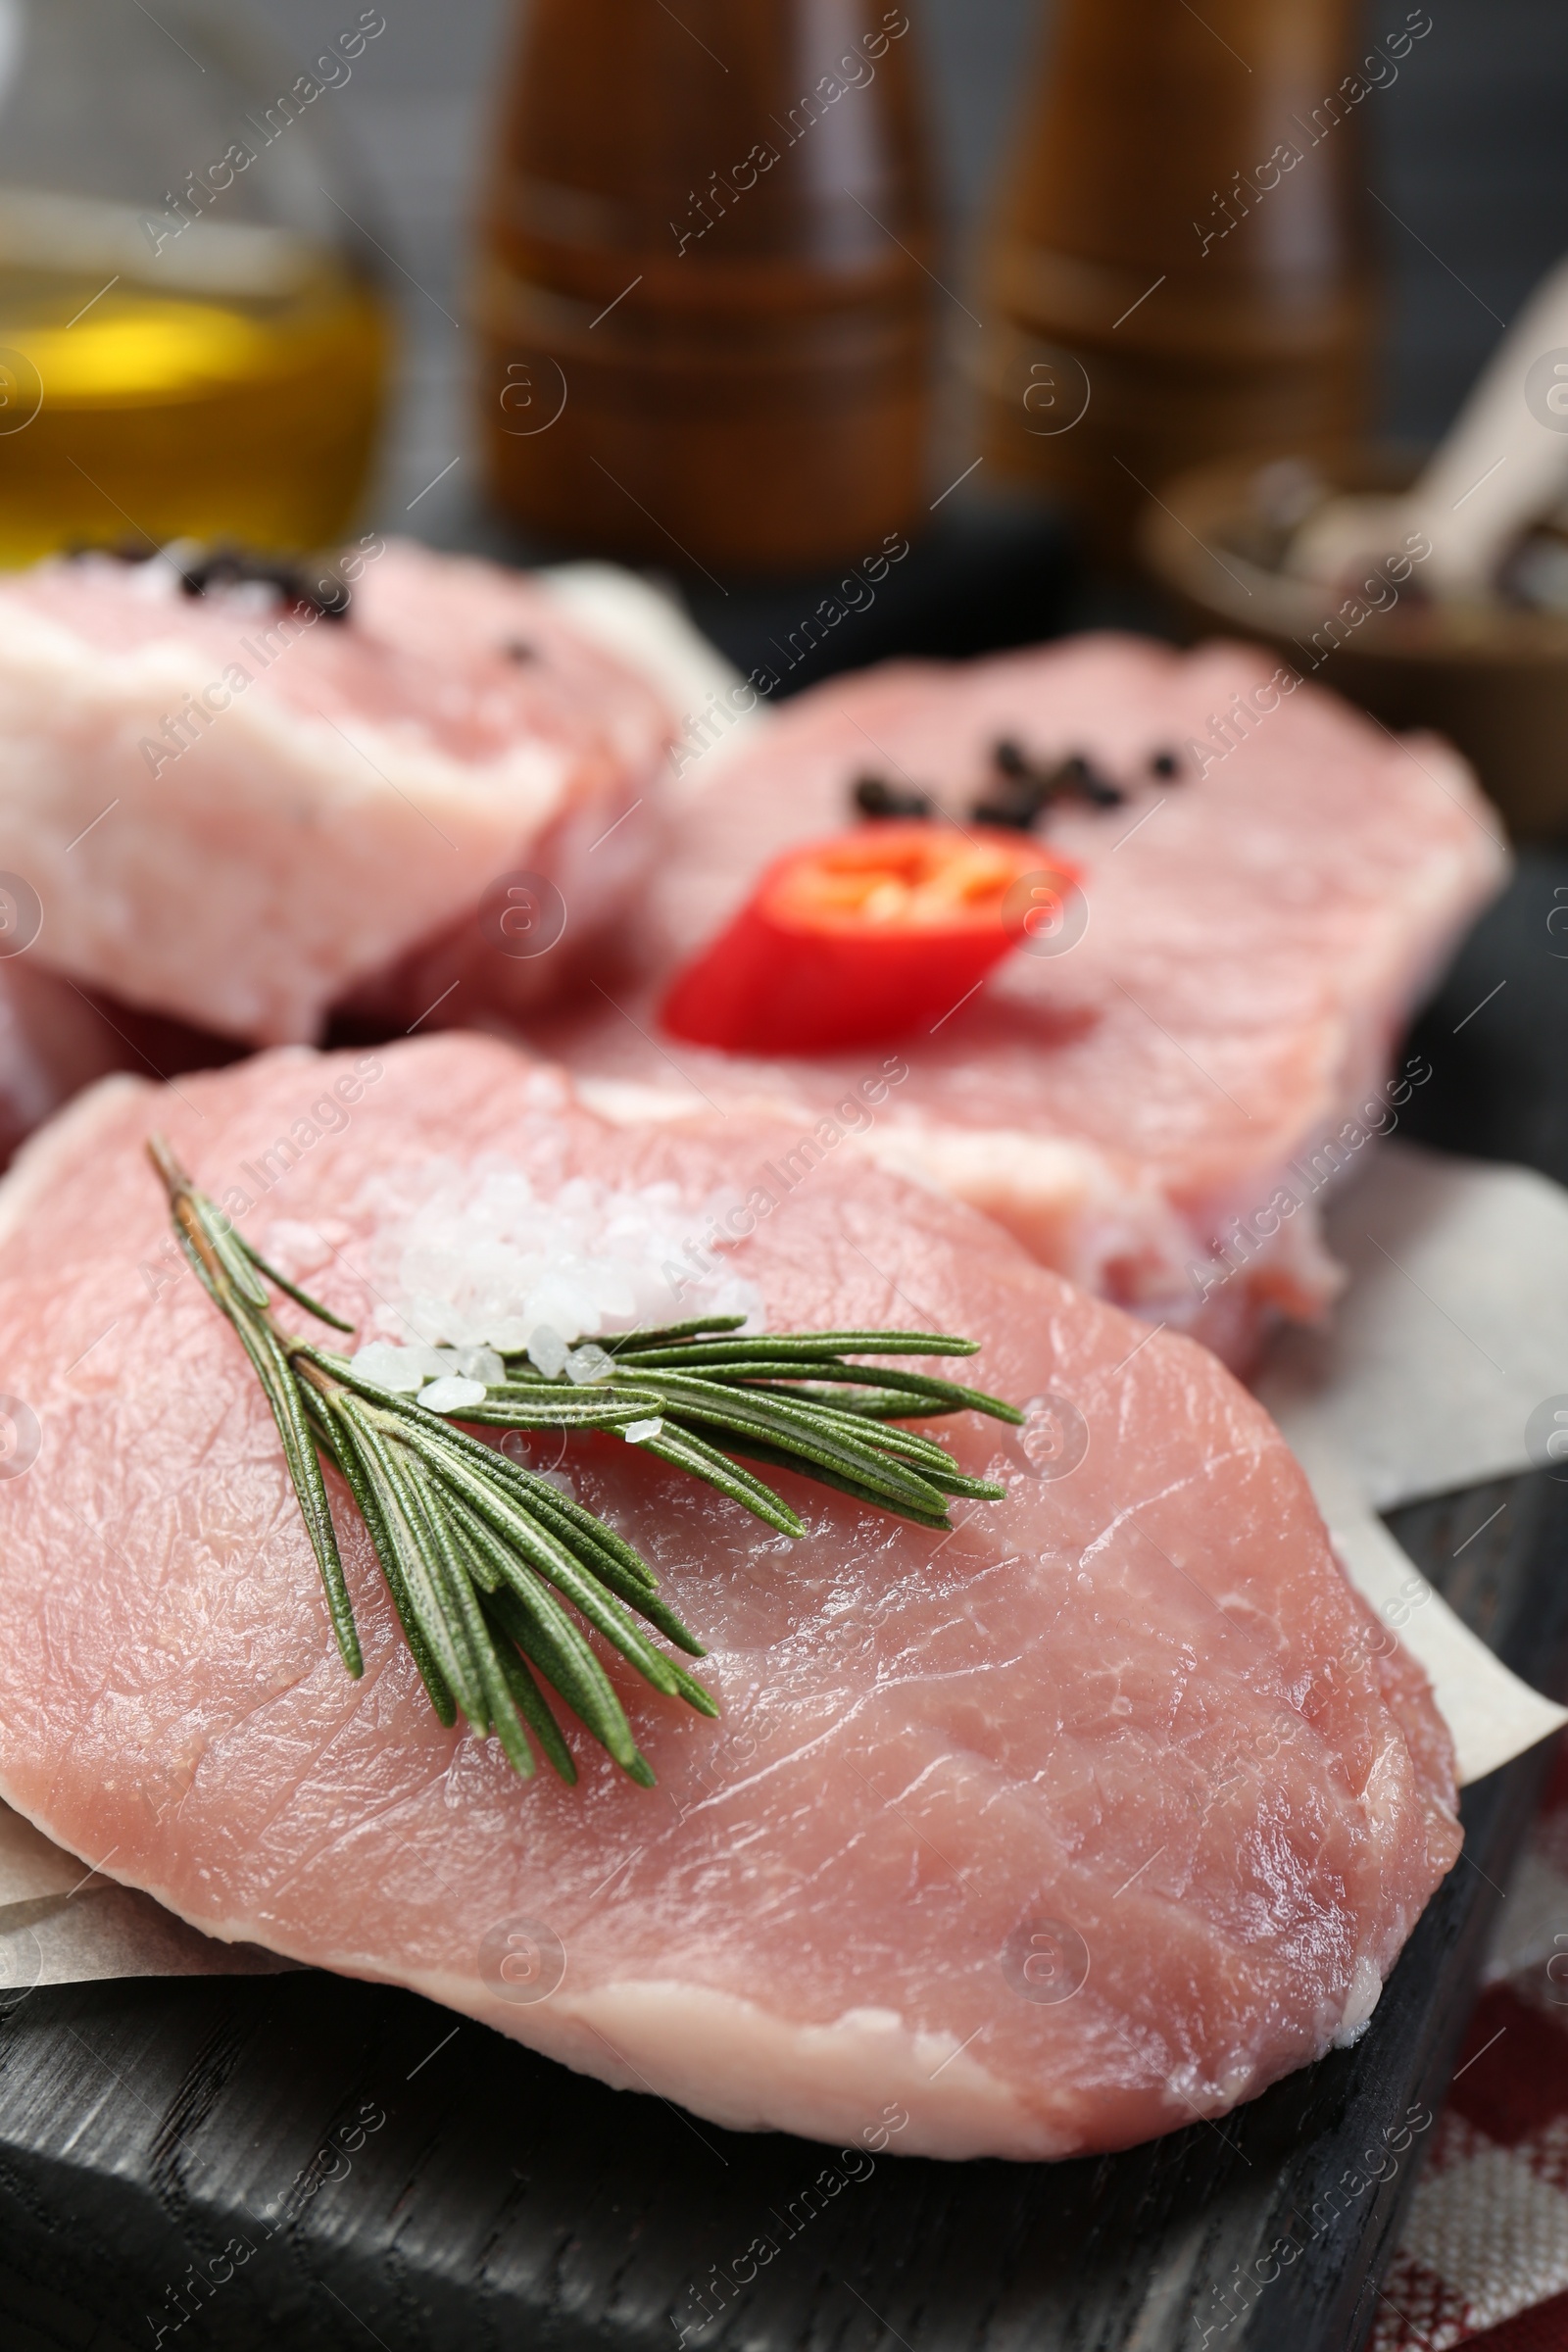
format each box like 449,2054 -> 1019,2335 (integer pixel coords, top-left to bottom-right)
150,1136 -> 1022,1788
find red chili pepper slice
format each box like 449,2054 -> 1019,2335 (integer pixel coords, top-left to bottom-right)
659,821 -> 1083,1054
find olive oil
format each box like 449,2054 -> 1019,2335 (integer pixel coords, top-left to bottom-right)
0,205 -> 390,564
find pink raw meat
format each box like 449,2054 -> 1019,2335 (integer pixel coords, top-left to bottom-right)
530,635 -> 1506,1369
0,1033 -> 1458,2159
0,538 -> 675,1045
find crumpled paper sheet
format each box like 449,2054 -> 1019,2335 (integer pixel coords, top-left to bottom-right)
1256,1139 -> 1568,1787
1257,1138 -> 1568,1510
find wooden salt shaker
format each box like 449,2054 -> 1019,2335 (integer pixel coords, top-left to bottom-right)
977,0 -> 1403,562
476,1 -> 935,577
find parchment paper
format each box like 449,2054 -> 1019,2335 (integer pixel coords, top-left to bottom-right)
1257,1139 -> 1568,1511
1257,1139 -> 1568,1786
0,1800 -> 294,1991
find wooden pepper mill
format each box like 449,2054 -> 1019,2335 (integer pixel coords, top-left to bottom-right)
978,0 -> 1396,562
476,1 -> 935,577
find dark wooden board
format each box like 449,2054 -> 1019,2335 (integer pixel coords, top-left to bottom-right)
0,848 -> 1564,2352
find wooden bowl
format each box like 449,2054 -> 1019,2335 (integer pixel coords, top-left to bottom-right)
1137,448 -> 1568,839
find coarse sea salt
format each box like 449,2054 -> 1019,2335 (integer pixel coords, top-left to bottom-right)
416,1374 -> 489,1412
345,1156 -> 762,1396
351,1343 -> 506,1395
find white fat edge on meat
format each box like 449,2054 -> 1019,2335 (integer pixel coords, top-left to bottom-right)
536,564 -> 766,809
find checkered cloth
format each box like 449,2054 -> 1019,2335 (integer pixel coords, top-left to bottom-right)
1370,1740 -> 1568,2350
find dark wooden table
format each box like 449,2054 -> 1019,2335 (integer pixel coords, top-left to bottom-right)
1,726 -> 1564,2352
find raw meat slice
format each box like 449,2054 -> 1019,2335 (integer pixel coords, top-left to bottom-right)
0,1032 -> 1458,2159
529,635 -> 1507,1369
0,538 -> 675,1045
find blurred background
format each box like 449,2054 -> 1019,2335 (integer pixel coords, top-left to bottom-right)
234,0 -> 1568,539
7,0 -> 1568,816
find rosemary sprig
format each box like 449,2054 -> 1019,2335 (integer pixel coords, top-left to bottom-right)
150,1138 -> 1021,1787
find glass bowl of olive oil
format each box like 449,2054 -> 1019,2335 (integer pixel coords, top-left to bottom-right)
0,0 -> 393,565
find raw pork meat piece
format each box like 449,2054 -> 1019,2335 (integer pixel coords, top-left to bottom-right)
0,1033 -> 1458,2158
530,636 -> 1506,1368
0,538 -> 675,1044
